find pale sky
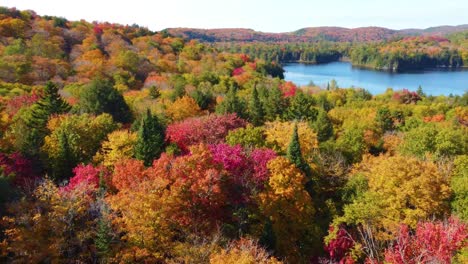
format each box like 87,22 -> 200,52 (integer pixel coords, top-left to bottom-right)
4,0 -> 468,33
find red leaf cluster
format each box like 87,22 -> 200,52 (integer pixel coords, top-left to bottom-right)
166,114 -> 247,152
384,217 -> 467,264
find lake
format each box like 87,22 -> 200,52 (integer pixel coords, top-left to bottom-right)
283,62 -> 468,96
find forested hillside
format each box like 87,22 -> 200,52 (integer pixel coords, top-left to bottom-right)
0,7 -> 467,263
167,25 -> 468,43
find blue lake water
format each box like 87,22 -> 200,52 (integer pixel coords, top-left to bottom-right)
284,62 -> 468,96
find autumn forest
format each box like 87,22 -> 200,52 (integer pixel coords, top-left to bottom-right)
0,6 -> 467,264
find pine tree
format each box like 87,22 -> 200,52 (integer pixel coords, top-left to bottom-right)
23,81 -> 71,157
149,85 -> 160,99
287,123 -> 311,176
216,85 -> 246,118
53,130 -> 76,181
375,107 -> 394,132
312,110 -> 333,142
263,86 -> 284,121
29,81 -> 71,127
134,109 -> 165,166
248,86 -> 265,126
417,85 -> 426,97
78,78 -> 132,123
284,91 -> 317,121
96,201 -> 112,260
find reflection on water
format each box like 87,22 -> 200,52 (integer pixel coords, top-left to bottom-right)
284,62 -> 468,95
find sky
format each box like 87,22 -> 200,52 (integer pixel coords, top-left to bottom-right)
4,0 -> 468,33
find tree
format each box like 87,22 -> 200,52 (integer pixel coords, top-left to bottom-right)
134,109 -> 165,166
375,107 -> 394,132
451,155 -> 468,220
216,85 -> 246,118
42,114 -> 117,181
22,81 -> 71,157
258,157 -> 317,262
53,130 -> 77,181
166,114 -> 246,152
78,78 -> 132,123
93,130 -> 137,168
284,91 -> 317,121
384,217 -> 467,264
148,85 -> 160,99
264,120 -> 318,158
262,86 -> 285,121
287,123 -> 311,177
336,155 -> 451,240
166,96 -> 202,121
248,86 -> 265,126
312,109 -> 333,142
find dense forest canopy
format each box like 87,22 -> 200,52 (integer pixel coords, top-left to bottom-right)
0,6 -> 467,264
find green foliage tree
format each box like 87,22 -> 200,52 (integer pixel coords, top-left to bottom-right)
148,85 -> 160,99
284,91 -> 317,121
287,123 -> 311,176
134,109 -> 166,166
22,81 -> 71,157
216,85 -> 246,118
52,130 -> 77,181
451,155 -> 468,220
261,86 -> 284,121
312,109 -> 334,142
77,78 -> 132,123
247,86 -> 265,126
375,107 -> 394,132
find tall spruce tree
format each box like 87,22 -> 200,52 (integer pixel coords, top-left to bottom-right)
53,130 -> 76,181
23,81 -> 71,157
248,86 -> 265,126
312,110 -> 333,142
286,123 -> 311,177
78,78 -> 132,123
263,86 -> 284,121
216,85 -> 246,118
134,109 -> 165,166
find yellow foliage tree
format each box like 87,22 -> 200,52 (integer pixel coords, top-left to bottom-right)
264,121 -> 318,157
337,154 -> 451,240
166,95 -> 202,121
210,238 -> 282,264
2,179 -> 97,262
93,130 -> 137,167
257,157 -> 316,262
107,177 -> 173,262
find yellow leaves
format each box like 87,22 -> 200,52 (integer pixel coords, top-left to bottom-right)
345,154 -> 451,240
264,120 -> 317,157
210,238 -> 282,264
266,157 -> 306,198
93,129 -> 137,167
257,157 -> 315,262
166,95 -> 202,122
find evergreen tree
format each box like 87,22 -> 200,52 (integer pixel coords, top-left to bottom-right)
29,81 -> 71,127
376,107 -> 394,132
23,81 -> 71,157
53,130 -> 76,181
284,91 -> 318,121
259,219 -> 276,251
96,200 -> 112,260
417,85 -> 426,97
134,109 -> 166,166
78,78 -> 132,123
287,123 -> 311,176
248,86 -> 265,126
148,85 -> 160,99
215,85 -> 246,118
312,110 -> 334,142
263,86 -> 284,121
